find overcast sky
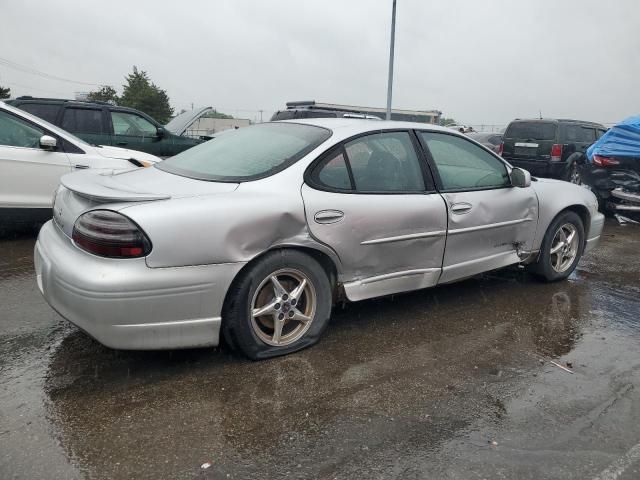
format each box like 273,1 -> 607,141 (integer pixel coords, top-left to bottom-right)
1,0 -> 638,126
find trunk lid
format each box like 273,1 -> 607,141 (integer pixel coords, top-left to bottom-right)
54,166 -> 238,237
502,120 -> 558,161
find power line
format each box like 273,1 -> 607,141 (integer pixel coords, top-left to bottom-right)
2,80 -> 68,96
0,56 -> 105,87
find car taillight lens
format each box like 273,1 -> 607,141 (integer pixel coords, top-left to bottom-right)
72,210 -> 151,258
497,142 -> 504,156
592,155 -> 620,167
550,144 -> 563,161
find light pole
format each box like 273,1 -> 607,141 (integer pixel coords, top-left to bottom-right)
386,0 -> 397,121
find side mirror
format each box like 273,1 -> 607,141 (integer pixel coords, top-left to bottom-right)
39,135 -> 57,150
156,127 -> 165,138
510,167 -> 531,188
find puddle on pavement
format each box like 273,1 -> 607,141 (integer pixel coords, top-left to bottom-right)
1,220 -> 639,479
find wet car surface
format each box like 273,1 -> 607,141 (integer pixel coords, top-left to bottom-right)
1,220 -> 639,479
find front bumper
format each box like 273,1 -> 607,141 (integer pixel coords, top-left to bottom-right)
584,211 -> 605,254
34,221 -> 245,350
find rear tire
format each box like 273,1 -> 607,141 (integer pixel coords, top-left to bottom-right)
527,211 -> 585,282
222,250 -> 332,360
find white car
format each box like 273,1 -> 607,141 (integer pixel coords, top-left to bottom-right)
0,101 -> 160,224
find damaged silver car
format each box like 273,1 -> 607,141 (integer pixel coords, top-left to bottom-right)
35,119 -> 604,359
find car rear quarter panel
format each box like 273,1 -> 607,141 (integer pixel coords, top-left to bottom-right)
120,171 -> 340,270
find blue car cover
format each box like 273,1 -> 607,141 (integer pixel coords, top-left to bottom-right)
587,115 -> 640,161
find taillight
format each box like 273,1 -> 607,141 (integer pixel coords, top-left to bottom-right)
550,144 -> 563,161
497,142 -> 504,156
592,155 -> 620,167
72,210 -> 151,258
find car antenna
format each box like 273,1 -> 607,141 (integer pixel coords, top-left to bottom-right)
539,109 -> 542,120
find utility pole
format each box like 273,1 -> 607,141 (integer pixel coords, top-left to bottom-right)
386,0 -> 397,121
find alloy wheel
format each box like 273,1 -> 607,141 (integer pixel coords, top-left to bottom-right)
250,268 -> 317,347
549,223 -> 579,273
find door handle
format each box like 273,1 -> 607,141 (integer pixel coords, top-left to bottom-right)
74,164 -> 89,169
314,210 -> 344,224
450,202 -> 472,214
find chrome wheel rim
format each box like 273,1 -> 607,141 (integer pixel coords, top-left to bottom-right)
250,268 -> 317,347
550,223 -> 579,273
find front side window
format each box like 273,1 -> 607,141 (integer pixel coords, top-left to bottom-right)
0,110 -> 45,148
157,122 -> 332,182
345,131 -> 425,192
61,108 -> 104,134
111,111 -> 157,136
419,132 -> 510,191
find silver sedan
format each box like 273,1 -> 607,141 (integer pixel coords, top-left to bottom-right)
35,119 -> 604,359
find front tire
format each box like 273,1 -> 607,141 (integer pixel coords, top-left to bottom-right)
222,250 -> 332,360
527,211 -> 585,282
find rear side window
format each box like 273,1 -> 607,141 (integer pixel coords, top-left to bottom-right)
346,132 -> 425,192
61,108 -> 104,134
18,103 -> 61,124
311,149 -> 352,190
309,131 -> 428,193
563,124 -> 596,143
505,122 -> 557,140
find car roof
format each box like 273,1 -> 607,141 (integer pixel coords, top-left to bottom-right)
509,118 -> 604,127
277,117 -> 456,136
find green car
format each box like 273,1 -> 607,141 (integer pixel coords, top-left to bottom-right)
6,97 -> 203,157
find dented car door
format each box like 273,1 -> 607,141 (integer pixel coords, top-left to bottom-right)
417,131 -> 538,283
302,130 -> 448,301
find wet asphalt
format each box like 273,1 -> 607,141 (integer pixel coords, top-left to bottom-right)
1,220 -> 639,480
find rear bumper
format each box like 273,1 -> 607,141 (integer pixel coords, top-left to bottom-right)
585,211 -> 605,254
34,221 -> 245,350
505,158 -> 566,178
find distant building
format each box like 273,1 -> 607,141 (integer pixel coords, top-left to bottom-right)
184,117 -> 251,138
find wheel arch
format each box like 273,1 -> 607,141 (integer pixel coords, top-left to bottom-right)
221,245 -> 341,318
540,204 -> 591,252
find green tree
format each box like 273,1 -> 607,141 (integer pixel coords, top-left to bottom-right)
439,117 -> 457,127
0,85 -> 11,99
203,109 -> 234,119
87,85 -> 118,103
119,66 -> 173,124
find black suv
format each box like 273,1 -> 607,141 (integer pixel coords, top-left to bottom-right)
501,119 -> 607,181
6,97 -> 202,157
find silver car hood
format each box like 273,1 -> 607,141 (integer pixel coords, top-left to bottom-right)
164,106 -> 212,136
60,166 -> 238,202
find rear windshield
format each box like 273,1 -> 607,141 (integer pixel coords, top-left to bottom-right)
156,122 -> 331,181
505,122 -> 557,141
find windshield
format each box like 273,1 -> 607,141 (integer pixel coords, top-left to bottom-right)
156,122 -> 331,181
505,122 -> 557,141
